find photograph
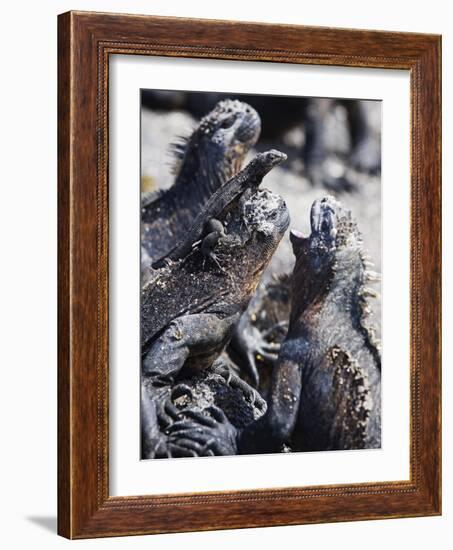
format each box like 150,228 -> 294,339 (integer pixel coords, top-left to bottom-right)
140,90 -> 382,459
53,8 -> 441,540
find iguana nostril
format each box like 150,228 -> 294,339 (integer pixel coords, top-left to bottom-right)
220,115 -> 236,129
321,219 -> 330,232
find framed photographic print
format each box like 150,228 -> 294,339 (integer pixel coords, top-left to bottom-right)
58,11 -> 441,538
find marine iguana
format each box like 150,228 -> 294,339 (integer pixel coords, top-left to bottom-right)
141,99 -> 261,266
141,152 -> 289,379
142,91 -> 381,187
240,196 -> 381,454
140,154 -> 290,457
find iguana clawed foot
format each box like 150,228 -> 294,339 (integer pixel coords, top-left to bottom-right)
199,218 -> 227,272
165,406 -> 238,457
228,318 -> 282,388
211,361 -> 266,416
156,395 -> 181,431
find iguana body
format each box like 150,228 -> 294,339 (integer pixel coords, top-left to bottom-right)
241,196 -> 381,453
141,187 -> 289,373
141,99 -> 261,266
140,157 -> 290,458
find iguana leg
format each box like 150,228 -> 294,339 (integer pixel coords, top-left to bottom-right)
228,315 -> 280,387
142,313 -> 237,387
238,340 -> 302,454
141,385 -> 172,458
201,233 -> 224,271
263,341 -> 302,446
200,218 -> 226,271
210,360 -> 266,413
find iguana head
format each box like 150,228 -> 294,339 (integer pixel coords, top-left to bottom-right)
239,149 -> 287,184
172,99 -> 261,198
218,188 -> 290,295
289,196 -> 379,323
243,189 -> 290,241
290,195 -> 362,268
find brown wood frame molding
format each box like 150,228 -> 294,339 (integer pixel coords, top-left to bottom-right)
58,10 -> 441,539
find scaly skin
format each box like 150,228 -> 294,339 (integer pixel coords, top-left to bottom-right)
140,162 -> 290,458
141,100 -> 261,269
240,196 -> 381,454
141,187 -> 290,375
141,360 -> 266,459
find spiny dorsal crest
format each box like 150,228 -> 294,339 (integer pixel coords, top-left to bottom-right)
168,134 -> 191,175
357,248 -> 382,365
334,206 -> 362,248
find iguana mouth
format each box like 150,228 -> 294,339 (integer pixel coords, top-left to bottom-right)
234,104 -> 261,145
212,99 -> 261,143
222,102 -> 261,177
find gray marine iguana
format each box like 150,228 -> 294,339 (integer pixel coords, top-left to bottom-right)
141,99 -> 261,267
240,196 -> 381,454
141,150 -> 288,377
140,152 -> 290,458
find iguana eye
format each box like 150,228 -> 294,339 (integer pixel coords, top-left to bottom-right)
219,115 -> 236,129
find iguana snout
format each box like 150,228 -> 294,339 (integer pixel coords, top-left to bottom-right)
310,196 -> 338,242
207,99 -> 261,146
197,100 -> 261,172
290,195 -> 361,269
310,195 -> 361,248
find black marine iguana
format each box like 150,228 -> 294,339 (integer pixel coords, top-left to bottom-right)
140,152 -> 290,458
240,196 -> 381,454
141,151 -> 288,377
142,91 -> 381,188
141,99 -> 261,266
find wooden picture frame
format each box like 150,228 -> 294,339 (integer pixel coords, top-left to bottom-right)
58,10 -> 441,539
